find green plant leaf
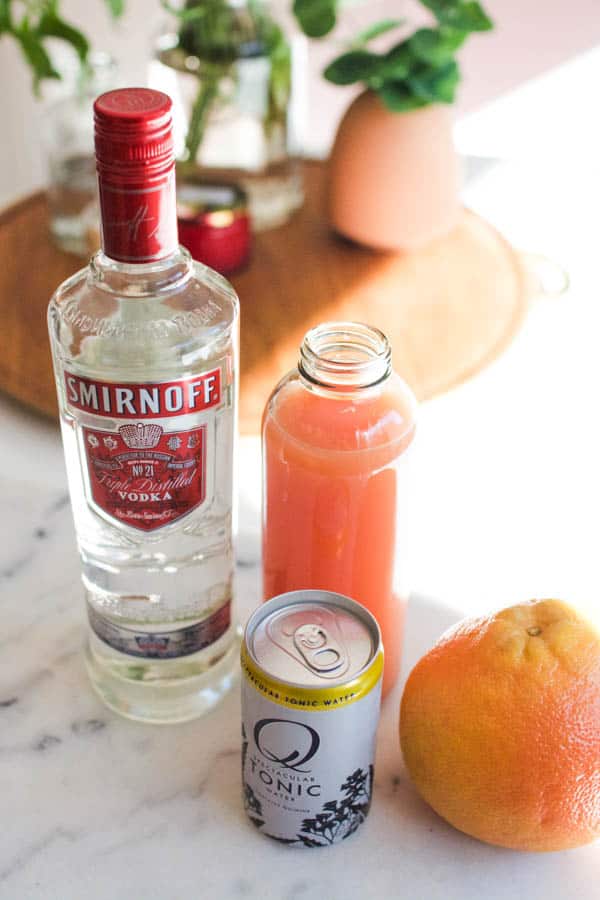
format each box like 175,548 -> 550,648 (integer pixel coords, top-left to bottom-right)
423,0 -> 493,32
420,0 -> 459,17
293,0 -> 337,38
407,59 -> 460,103
408,27 -> 466,65
104,0 -> 125,18
353,18 -> 403,46
421,0 -> 493,31
267,24 -> 292,119
38,11 -> 89,61
0,0 -> 11,34
442,2 -> 493,32
324,50 -> 379,85
374,40 -> 413,81
16,25 -> 60,92
377,82 -> 428,113
161,0 -> 208,22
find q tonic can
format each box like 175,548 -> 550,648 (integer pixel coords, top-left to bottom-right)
241,590 -> 383,847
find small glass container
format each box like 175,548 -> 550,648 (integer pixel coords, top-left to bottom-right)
42,52 -> 117,255
262,322 -> 417,697
151,0 -> 304,230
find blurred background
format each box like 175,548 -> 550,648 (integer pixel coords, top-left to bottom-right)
2,0 -> 600,207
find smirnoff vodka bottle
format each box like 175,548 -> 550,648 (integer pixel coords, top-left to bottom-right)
48,88 -> 239,723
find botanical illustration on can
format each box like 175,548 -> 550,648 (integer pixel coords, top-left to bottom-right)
242,715 -> 375,847
241,593 -> 383,848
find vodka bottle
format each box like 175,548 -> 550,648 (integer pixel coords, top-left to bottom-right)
47,88 -> 239,723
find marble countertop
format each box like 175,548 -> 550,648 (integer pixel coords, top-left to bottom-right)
1,438 -> 598,899
3,279 -> 600,899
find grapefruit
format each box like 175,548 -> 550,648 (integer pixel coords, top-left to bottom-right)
400,599 -> 600,851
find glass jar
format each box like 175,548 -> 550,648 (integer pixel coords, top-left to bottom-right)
262,322 -> 417,698
42,52 -> 117,255
151,0 -> 303,230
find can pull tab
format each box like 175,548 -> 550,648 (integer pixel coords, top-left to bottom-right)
293,623 -> 346,673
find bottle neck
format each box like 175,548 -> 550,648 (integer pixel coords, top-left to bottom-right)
97,166 -> 179,264
298,323 -> 392,391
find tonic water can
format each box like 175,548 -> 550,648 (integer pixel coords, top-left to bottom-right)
241,589 -> 383,847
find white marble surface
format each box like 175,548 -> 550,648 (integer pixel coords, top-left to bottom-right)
1,442 -> 598,900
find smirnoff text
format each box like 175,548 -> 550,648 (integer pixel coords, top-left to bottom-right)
64,370 -> 221,419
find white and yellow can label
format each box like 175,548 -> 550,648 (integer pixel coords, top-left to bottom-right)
241,646 -> 383,846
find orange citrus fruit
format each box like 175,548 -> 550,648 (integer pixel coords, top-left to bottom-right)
400,599 -> 600,851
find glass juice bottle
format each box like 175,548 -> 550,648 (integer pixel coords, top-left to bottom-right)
48,89 -> 239,724
262,323 -> 417,697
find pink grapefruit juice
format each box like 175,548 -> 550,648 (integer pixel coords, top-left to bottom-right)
262,326 -> 416,697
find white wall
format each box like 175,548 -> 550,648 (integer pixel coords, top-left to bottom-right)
0,0 -> 162,209
1,0 -> 599,208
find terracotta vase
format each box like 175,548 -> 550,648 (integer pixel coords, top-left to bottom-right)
327,91 -> 461,251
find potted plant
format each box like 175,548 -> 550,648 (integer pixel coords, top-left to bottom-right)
0,0 -> 122,90
1,0 -> 302,231
155,0 -> 303,229
294,0 -> 494,250
0,2 -> 123,251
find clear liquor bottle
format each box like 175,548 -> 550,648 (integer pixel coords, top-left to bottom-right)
47,88 -> 239,723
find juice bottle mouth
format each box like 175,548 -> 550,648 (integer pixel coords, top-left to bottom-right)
298,322 -> 392,389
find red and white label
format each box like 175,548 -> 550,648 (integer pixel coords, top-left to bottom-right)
65,370 -> 221,531
65,369 -> 221,419
97,171 -> 179,263
82,422 -> 206,531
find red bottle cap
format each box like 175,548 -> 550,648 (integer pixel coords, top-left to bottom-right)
93,88 -> 178,263
94,88 -> 174,180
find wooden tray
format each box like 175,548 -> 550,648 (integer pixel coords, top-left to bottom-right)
0,161 -> 530,433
